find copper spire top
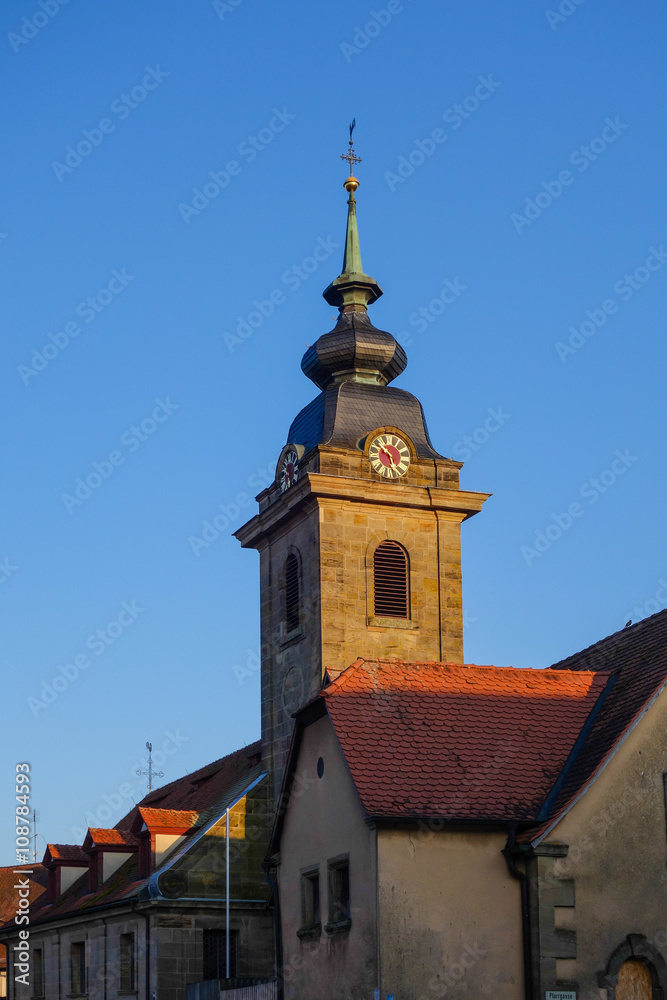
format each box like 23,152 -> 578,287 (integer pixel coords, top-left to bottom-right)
323,121 -> 382,312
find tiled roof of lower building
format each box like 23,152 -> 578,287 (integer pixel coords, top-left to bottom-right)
318,659 -> 613,821
0,740 -> 261,930
0,864 -> 48,925
45,844 -> 87,862
137,808 -> 198,830
86,829 -> 138,848
524,609 -> 667,842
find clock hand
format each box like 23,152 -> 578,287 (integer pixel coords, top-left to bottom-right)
380,446 -> 397,469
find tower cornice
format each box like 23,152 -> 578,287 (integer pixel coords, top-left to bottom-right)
234,472 -> 490,551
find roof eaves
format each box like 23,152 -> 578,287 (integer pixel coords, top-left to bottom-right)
535,670 -> 617,822
146,771 -> 268,900
528,673 -> 667,848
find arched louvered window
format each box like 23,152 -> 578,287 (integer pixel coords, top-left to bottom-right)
373,541 -> 409,618
284,554 -> 300,632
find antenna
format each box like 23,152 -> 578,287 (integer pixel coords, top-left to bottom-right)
32,809 -> 40,863
136,741 -> 164,792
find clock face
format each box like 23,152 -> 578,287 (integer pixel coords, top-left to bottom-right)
280,449 -> 299,492
369,433 -> 410,479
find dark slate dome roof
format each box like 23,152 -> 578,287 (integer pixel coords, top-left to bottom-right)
301,310 -> 407,390
287,381 -> 443,460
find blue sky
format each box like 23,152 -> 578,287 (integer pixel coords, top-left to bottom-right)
2,0 -> 666,860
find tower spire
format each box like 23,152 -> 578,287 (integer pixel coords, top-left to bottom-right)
323,121 -> 383,313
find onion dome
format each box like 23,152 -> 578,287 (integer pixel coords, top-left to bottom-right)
301,310 -> 406,389
302,126 -> 407,389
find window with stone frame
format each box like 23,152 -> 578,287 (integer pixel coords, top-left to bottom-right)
70,941 -> 86,996
203,928 -> 238,980
33,947 -> 44,997
298,867 -> 321,935
326,856 -> 351,931
119,932 -> 135,992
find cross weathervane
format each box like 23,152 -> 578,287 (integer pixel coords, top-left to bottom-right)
136,741 -> 164,792
341,118 -> 362,175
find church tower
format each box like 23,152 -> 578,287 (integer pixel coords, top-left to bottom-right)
236,133 -> 489,805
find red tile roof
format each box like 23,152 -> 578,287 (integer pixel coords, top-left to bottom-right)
45,844 -> 87,863
138,808 -> 198,830
0,864 -> 48,924
524,609 -> 667,842
0,864 -> 48,972
318,659 -> 612,821
86,829 -> 138,848
116,739 -> 261,832
0,741 -> 262,930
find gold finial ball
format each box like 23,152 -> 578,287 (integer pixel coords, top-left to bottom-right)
344,175 -> 360,193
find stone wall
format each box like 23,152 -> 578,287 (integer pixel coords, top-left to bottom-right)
5,903 -> 273,1000
540,686 -> 667,999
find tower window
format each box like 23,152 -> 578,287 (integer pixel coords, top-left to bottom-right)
284,554 -> 300,632
373,541 -> 409,618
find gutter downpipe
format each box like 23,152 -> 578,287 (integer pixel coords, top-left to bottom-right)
261,861 -> 283,1000
57,927 -> 61,1000
226,806 -> 230,980
102,917 -> 108,1000
502,822 -> 532,1000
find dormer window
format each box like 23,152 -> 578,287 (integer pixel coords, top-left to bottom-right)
44,844 -> 88,902
83,829 -> 138,891
133,808 -> 198,877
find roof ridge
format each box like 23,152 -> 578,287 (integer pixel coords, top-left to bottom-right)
324,657 -> 608,684
550,607 -> 667,670
139,739 -> 261,801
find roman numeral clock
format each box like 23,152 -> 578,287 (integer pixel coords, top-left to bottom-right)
277,444 -> 304,493
368,432 -> 411,479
